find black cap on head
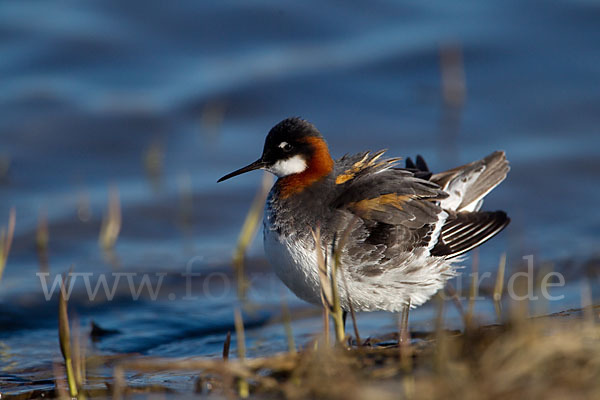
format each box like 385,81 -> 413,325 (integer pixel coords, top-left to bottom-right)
265,117 -> 321,143
217,117 -> 322,182
261,117 -> 322,165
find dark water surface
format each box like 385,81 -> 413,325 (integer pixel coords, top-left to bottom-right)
1,0 -> 600,394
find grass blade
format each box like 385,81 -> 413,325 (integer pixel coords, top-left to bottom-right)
0,207 -> 16,283
233,172 -> 272,299
58,270 -> 78,398
234,307 -> 249,398
99,186 -> 121,251
493,252 -> 506,321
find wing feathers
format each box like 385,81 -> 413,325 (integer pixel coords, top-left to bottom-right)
432,151 -> 510,212
431,211 -> 509,259
333,151 -> 509,261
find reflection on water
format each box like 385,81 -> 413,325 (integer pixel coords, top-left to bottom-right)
1,0 -> 599,393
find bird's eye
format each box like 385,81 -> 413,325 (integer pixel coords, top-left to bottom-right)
279,142 -> 293,152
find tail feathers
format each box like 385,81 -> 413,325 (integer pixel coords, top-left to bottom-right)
404,155 -> 432,180
432,151 -> 510,212
431,211 -> 510,259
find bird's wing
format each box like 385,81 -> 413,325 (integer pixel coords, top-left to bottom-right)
332,151 -> 448,230
327,152 -> 450,284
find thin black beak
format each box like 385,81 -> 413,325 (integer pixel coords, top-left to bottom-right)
217,159 -> 266,182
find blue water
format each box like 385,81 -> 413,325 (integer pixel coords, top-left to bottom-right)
1,0 -> 599,394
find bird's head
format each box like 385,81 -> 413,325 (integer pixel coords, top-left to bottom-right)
218,117 -> 333,185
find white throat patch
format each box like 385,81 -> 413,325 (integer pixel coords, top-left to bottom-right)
268,155 -> 307,177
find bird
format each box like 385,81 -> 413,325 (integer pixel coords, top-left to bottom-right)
218,117 -> 509,318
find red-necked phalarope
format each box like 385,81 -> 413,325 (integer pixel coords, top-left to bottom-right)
218,117 -> 509,314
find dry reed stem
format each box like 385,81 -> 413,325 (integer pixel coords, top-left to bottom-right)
233,172 -> 273,298
234,307 -> 249,398
281,296 -> 297,354
36,208 -> 50,272
99,186 -> 121,250
0,207 -> 16,283
223,331 -> 231,360
58,270 -> 79,398
493,252 -> 507,321
465,250 -> 479,329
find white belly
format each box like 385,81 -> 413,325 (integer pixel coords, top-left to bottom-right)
263,226 -> 323,306
263,214 -> 459,312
